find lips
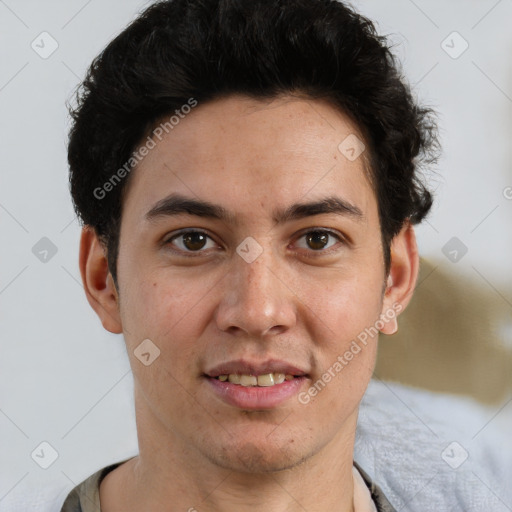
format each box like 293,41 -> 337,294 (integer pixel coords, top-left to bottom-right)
204,359 -> 308,378
202,359 -> 310,409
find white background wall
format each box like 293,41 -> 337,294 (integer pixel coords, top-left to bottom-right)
1,0 -> 511,509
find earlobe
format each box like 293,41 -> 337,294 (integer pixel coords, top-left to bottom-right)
379,221 -> 419,335
380,316 -> 398,335
79,227 -> 123,334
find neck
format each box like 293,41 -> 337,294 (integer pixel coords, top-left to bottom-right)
101,390 -> 358,512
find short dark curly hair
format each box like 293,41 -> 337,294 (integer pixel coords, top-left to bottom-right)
68,0 -> 438,287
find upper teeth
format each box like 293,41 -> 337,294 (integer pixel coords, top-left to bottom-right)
217,373 -> 295,386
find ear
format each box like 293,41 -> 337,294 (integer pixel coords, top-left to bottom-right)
379,221 -> 419,335
79,226 -> 122,334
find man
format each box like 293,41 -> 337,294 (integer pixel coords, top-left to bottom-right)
61,0 -> 439,510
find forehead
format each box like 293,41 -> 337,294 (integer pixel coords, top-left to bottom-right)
122,95 -> 376,224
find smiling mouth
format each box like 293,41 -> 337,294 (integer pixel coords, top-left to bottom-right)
204,368 -> 309,410
211,373 -> 297,387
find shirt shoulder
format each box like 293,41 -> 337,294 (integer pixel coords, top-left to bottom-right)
60,461 -> 127,512
355,461 -> 397,512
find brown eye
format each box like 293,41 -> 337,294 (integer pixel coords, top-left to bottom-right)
169,231 -> 216,252
306,231 -> 329,250
294,230 -> 341,252
183,232 -> 207,250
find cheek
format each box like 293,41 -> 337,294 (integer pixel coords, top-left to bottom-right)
299,268 -> 383,399
303,268 -> 384,340
119,268 -> 226,385
119,271 -> 203,351
120,278 -> 208,409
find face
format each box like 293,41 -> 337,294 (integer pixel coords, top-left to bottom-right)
111,95 -> 398,472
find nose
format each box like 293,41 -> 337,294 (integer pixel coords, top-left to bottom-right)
215,247 -> 297,337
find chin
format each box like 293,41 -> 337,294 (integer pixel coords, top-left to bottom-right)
201,438 -> 312,474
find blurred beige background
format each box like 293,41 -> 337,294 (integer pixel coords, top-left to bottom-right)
376,258 -> 512,404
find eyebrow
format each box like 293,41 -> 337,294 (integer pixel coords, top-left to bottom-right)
145,193 -> 235,223
272,196 -> 364,224
145,193 -> 364,224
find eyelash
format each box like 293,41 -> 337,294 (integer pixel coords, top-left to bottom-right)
164,228 -> 345,255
